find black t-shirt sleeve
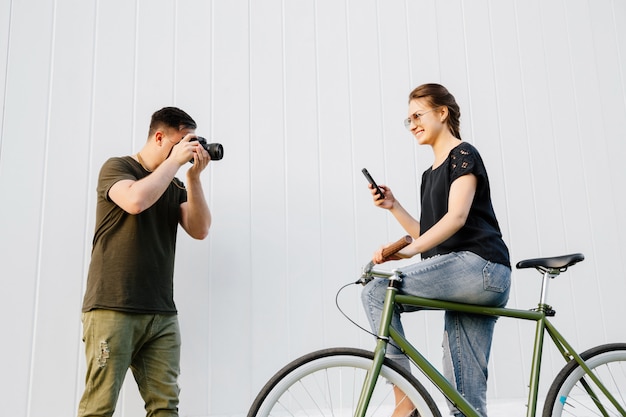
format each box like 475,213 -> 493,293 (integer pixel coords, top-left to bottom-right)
449,142 -> 486,183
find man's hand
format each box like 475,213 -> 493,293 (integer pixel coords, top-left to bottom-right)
169,134 -> 201,166
187,139 -> 210,178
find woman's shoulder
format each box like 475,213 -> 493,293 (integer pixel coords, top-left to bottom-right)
449,141 -> 488,179
451,141 -> 479,156
450,141 -> 486,165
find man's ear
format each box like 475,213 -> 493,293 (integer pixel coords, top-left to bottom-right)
154,130 -> 165,146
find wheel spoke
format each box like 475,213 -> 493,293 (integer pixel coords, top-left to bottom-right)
247,349 -> 441,417
544,344 -> 626,417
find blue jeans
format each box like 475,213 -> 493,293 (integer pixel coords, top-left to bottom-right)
78,310 -> 181,417
361,251 -> 511,417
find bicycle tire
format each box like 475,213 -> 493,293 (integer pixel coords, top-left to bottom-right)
542,343 -> 626,417
247,347 -> 442,417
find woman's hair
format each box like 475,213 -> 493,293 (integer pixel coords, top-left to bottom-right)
408,83 -> 462,140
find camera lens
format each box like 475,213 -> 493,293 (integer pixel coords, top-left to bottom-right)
206,143 -> 223,161
191,137 -> 224,162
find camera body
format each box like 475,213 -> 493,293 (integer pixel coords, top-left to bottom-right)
192,137 -> 224,161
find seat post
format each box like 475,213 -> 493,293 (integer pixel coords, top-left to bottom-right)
538,268 -> 559,310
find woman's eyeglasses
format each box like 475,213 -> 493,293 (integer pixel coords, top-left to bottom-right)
403,107 -> 439,130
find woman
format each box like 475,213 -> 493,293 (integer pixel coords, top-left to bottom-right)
362,83 -> 511,417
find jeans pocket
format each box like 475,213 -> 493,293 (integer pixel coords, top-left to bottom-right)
483,261 -> 510,293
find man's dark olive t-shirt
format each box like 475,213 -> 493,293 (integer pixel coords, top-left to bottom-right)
420,142 -> 510,268
82,156 -> 187,313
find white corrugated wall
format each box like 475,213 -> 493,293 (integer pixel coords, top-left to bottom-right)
1,0 -> 625,416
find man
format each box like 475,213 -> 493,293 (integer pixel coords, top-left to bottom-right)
78,107 -> 212,417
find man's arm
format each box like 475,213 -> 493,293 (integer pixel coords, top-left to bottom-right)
179,146 -> 211,240
108,134 -> 203,215
108,158 -> 182,214
179,176 -> 211,240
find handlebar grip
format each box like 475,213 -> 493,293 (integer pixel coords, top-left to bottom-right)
381,235 -> 413,259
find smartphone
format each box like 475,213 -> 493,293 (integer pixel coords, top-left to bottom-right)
361,168 -> 385,200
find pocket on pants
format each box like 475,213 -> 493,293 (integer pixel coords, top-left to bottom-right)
482,261 -> 510,293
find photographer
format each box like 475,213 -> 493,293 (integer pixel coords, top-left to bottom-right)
78,107 -> 212,417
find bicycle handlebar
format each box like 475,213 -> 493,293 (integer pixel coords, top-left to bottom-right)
358,235 -> 413,284
381,235 -> 413,259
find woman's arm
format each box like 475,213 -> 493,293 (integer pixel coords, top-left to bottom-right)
400,173 -> 476,257
370,184 -> 421,237
373,174 -> 477,263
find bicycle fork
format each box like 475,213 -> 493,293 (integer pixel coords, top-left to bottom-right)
355,274 -> 402,417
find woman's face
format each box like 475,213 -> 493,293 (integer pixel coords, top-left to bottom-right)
406,98 -> 445,146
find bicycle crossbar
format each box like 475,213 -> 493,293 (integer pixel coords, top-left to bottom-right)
394,294 -> 544,321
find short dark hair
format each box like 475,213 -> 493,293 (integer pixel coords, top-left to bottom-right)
148,107 -> 197,137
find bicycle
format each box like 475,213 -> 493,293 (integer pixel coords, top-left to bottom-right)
247,236 -> 626,417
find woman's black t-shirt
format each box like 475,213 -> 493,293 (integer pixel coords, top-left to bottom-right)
420,142 -> 510,267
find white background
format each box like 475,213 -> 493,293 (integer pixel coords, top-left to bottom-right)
1,0 -> 626,416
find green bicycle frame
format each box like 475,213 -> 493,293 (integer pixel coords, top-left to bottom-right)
354,272 -> 626,417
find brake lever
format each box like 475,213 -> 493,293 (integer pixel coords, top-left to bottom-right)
356,235 -> 412,285
356,261 -> 375,285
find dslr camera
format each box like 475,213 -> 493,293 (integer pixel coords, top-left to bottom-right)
190,136 -> 224,161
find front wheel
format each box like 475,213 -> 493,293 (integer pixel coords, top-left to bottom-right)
248,347 -> 442,417
543,343 -> 626,417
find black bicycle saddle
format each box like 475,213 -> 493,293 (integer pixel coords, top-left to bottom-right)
516,253 -> 585,270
